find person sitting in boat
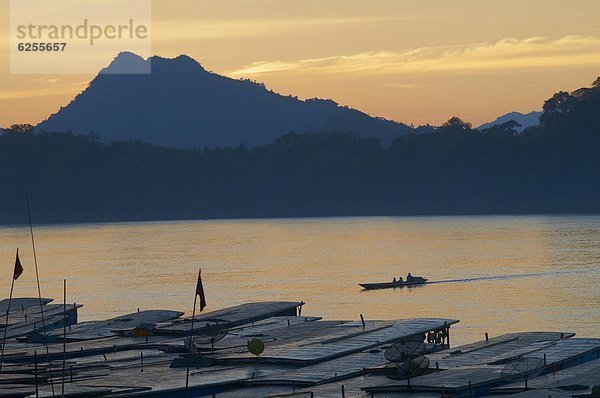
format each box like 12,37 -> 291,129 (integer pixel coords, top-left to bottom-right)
397,276 -> 404,283
406,273 -> 414,282
393,277 -> 397,283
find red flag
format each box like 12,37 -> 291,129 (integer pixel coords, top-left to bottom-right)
13,248 -> 23,281
196,269 -> 207,312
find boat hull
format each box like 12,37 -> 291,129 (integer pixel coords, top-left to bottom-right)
359,278 -> 428,290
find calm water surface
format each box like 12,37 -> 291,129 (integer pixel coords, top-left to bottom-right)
1,215 -> 599,346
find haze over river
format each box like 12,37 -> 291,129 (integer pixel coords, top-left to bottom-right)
1,215 -> 599,345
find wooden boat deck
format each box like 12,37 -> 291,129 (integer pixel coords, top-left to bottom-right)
220,318 -> 458,365
47,309 -> 184,341
155,301 -> 304,336
1,297 -> 599,398
249,349 -> 387,386
0,298 -> 52,315
364,337 -> 600,395
492,389 -> 581,398
427,332 -> 578,369
1,335 -> 170,363
0,303 -> 81,340
492,357 -> 600,393
33,361 -> 285,397
192,316 -> 328,353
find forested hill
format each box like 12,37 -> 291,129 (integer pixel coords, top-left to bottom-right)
1,78 -> 600,224
35,52 -> 415,148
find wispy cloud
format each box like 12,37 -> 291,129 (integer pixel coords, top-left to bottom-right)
386,83 -> 422,89
227,36 -> 600,77
28,78 -> 61,84
0,81 -> 88,101
153,15 -> 420,41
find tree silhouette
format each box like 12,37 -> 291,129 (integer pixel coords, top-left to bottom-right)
482,120 -> 522,135
4,124 -> 34,134
541,92 -> 576,128
440,117 -> 473,132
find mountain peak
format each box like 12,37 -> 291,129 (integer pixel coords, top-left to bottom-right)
100,51 -> 150,74
37,52 -> 412,148
148,54 -> 207,74
477,110 -> 541,132
100,52 -> 207,75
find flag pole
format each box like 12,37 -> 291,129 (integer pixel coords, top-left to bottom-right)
189,269 -> 201,333
185,269 -> 201,398
26,193 -> 55,397
0,266 -> 17,374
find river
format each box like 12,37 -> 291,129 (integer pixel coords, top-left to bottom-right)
1,215 -> 598,345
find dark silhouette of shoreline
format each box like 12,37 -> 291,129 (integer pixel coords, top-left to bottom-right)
2,77 -> 600,225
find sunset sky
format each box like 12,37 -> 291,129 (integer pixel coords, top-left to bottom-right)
1,0 -> 600,127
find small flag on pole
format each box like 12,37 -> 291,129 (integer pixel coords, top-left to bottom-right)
196,269 -> 207,312
13,248 -> 24,281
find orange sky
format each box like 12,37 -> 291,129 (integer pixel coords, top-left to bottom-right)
1,0 -> 600,127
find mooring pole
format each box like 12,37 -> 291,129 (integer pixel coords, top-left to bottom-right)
62,279 -> 67,398
34,351 -> 39,398
26,193 -> 55,397
185,270 -> 200,398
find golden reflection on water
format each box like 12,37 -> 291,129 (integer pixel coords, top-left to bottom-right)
1,215 -> 599,345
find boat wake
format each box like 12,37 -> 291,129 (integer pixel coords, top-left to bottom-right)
428,269 -> 583,286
